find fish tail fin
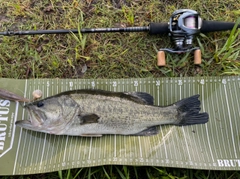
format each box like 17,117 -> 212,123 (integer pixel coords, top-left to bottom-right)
174,95 -> 209,126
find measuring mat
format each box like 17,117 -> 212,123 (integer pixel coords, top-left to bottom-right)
0,76 -> 239,175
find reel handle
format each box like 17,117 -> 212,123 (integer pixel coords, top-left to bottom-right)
201,20 -> 240,33
148,23 -> 169,34
148,20 -> 240,35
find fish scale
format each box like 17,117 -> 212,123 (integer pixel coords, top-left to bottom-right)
71,93 -> 176,125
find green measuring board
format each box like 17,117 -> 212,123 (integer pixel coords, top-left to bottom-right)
0,76 -> 239,175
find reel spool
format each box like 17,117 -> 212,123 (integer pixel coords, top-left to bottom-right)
157,9 -> 203,66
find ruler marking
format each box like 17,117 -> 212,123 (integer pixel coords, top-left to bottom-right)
202,83 -> 214,162
49,135 -> 56,165
77,138 -> 83,160
172,81 -> 182,163
13,79 -> 28,174
232,79 -> 240,156
40,83 -> 49,167
224,83 -> 237,158
215,83 -> 227,157
10,77 -> 240,174
68,136 -> 74,162
190,80 -> 200,162
63,136 -> 69,162
166,80 -> 172,160
138,137 -> 143,158
220,82 -> 233,158
209,81 -> 221,159
180,84 -> 192,161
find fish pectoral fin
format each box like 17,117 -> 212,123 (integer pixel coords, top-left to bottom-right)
126,92 -> 154,105
130,126 -> 159,136
79,113 -> 100,125
80,134 -> 102,137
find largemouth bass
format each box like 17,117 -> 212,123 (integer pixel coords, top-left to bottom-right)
15,89 -> 209,136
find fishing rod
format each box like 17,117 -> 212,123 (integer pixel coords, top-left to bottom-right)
1,9 -> 239,66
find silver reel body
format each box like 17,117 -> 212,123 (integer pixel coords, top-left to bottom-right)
158,9 -> 202,66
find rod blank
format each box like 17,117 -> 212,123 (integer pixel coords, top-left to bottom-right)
0,29 -> 79,36
81,26 -> 149,33
0,27 -> 150,36
0,21 -> 239,36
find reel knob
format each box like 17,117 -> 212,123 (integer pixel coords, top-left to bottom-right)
157,51 -> 166,66
194,49 -> 202,65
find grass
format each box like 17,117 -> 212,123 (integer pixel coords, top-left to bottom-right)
0,0 -> 240,178
2,167 -> 240,179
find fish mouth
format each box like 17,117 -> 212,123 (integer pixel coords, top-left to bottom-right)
15,120 -> 32,128
15,106 -> 43,128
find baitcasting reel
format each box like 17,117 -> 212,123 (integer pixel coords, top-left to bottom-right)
0,9 -> 239,68
157,9 -> 202,66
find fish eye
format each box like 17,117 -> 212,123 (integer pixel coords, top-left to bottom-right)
37,101 -> 44,107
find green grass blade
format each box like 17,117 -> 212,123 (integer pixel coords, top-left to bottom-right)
216,18 -> 240,56
115,166 -> 126,179
133,167 -> 138,179
58,170 -> 63,179
102,166 -> 111,179
66,169 -> 72,179
88,167 -> 92,179
73,168 -> 84,179
122,166 -> 129,179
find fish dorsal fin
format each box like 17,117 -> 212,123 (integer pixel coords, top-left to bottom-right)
125,92 -> 154,105
59,89 -> 154,105
79,113 -> 100,125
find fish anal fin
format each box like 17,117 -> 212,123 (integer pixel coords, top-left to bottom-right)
131,126 -> 158,136
79,113 -> 100,125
